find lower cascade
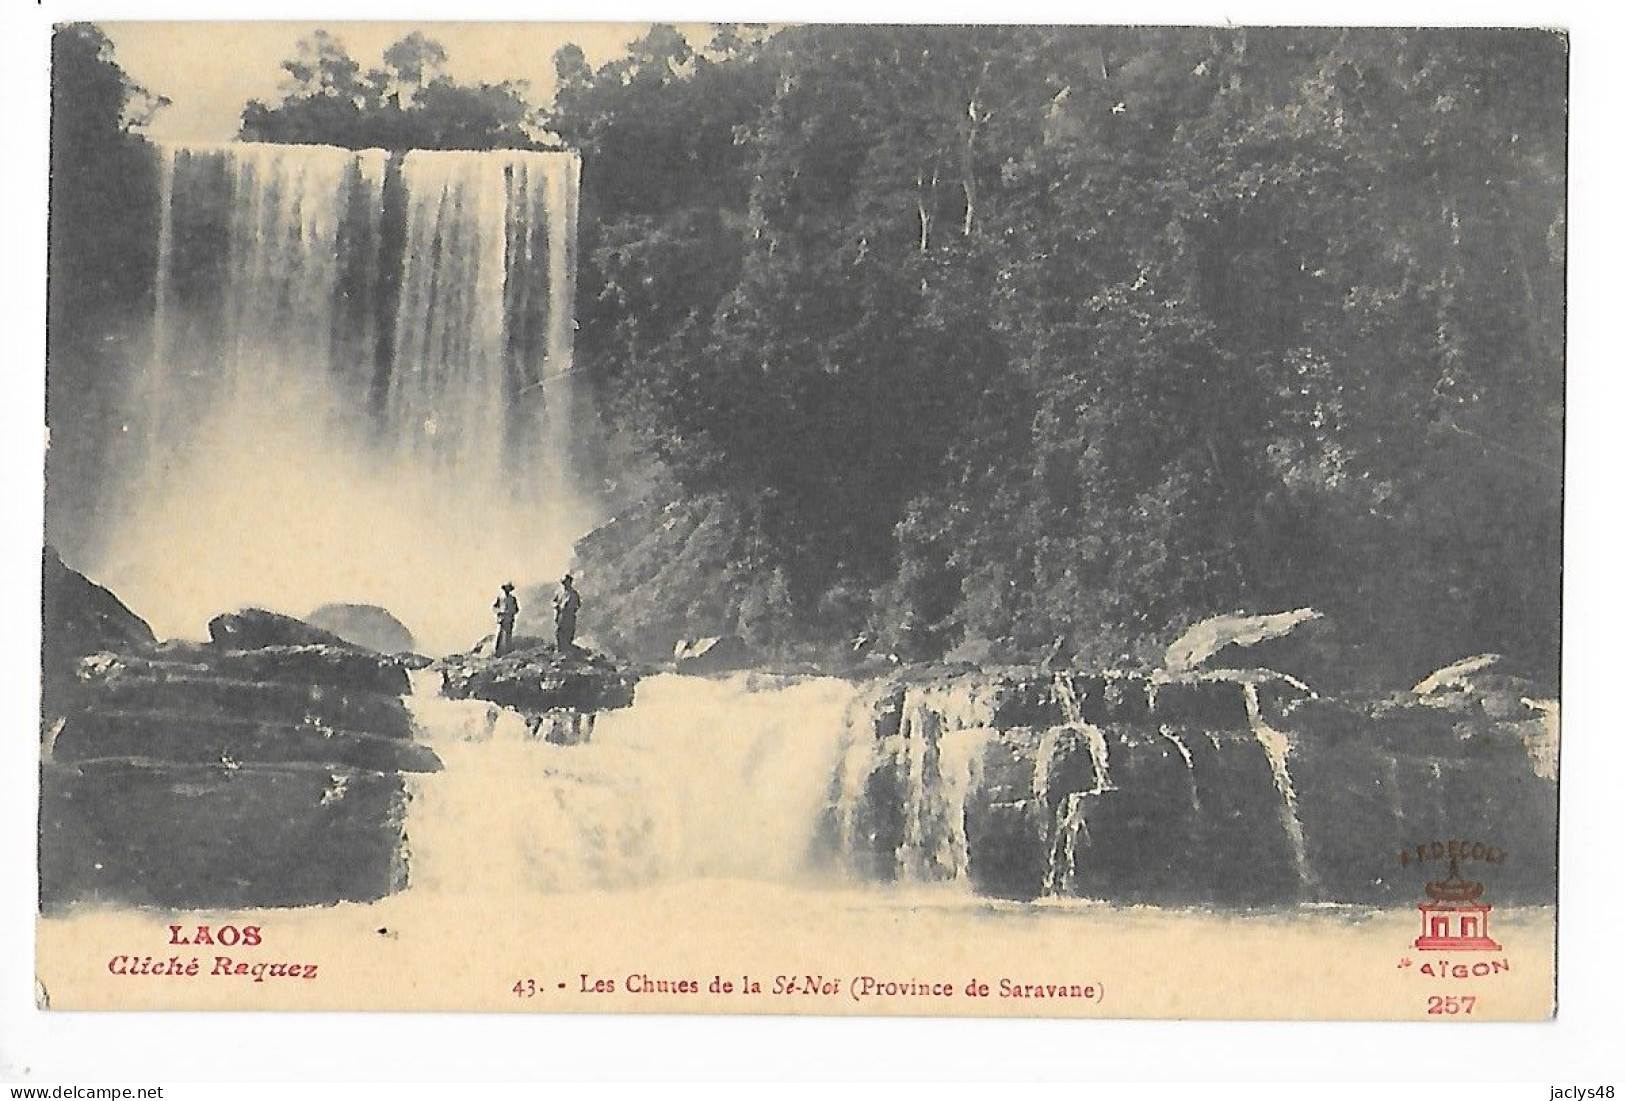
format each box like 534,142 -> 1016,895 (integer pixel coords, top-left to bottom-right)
35,544 -> 1560,914
402,672 -> 859,893
400,663 -> 1559,907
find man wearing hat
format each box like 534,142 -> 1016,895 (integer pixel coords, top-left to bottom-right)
553,573 -> 582,653
492,582 -> 519,656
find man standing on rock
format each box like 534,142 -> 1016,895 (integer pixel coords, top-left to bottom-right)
553,574 -> 582,653
492,582 -> 519,656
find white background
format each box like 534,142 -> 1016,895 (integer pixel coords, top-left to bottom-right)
1,0 -> 1620,1087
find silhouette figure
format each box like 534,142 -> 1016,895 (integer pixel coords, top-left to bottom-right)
492,582 -> 518,656
553,574 -> 582,653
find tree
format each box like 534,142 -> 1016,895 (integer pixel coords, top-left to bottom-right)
280,29 -> 364,99
376,31 -> 448,106
558,26 -> 1562,682
240,31 -> 547,151
47,24 -> 168,558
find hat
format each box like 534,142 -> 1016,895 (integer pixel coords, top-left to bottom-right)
501,582 -> 515,591
562,573 -> 575,584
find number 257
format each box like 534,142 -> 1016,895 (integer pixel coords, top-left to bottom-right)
1426,995 -> 1476,1015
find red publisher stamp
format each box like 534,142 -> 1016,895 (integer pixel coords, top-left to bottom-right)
1392,843 -> 1516,1015
1413,857 -> 1501,951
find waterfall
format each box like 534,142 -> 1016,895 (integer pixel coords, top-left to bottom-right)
1047,793 -> 1091,897
880,682 -> 1001,885
1037,722 -> 1114,897
1033,726 -> 1077,896
103,141 -> 587,654
1035,673 -> 1116,896
895,711 -> 995,883
1155,726 -> 1202,814
1242,681 -> 1315,895
402,673 -> 859,894
394,665 -> 1553,907
1520,697 -> 1560,781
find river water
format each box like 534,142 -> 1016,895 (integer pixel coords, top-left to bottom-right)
34,668 -> 1556,1014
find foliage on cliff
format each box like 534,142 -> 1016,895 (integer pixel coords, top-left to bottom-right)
551,26 -> 1564,685
238,30 -> 549,150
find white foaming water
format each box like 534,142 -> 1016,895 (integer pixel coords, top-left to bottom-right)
841,680 -> 1005,886
402,673 -> 860,895
931,726 -> 998,882
400,667 -> 1340,904
1243,681 -> 1315,894
100,142 -> 587,654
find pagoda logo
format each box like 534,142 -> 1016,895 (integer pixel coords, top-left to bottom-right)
1413,857 -> 1501,952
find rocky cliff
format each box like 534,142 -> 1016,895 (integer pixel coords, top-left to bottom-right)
40,552 -> 440,912
826,664 -> 1557,906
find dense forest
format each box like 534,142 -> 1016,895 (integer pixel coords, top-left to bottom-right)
50,24 -> 1566,685
553,25 -> 1565,684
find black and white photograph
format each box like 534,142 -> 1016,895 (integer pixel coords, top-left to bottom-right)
25,15 -> 1573,1030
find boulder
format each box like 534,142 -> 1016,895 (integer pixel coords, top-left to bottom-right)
1163,608 -> 1321,675
40,761 -> 411,911
38,564 -> 440,912
1465,674 -> 1552,721
1413,653 -> 1503,696
72,652 -> 415,738
149,639 -> 214,662
206,645 -> 411,697
673,635 -> 749,673
42,546 -> 155,684
305,603 -> 417,655
436,641 -> 639,715
51,644 -> 430,770
1410,656 -> 1553,720
208,608 -> 347,651
51,710 -> 440,773
467,633 -> 550,657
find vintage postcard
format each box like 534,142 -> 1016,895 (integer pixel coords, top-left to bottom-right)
35,20 -> 1564,1019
